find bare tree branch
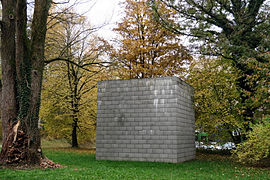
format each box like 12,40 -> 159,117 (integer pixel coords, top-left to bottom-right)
44,57 -> 111,68
52,0 -> 71,5
0,21 -> 3,30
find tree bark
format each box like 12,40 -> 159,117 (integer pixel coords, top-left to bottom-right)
0,0 -> 52,166
0,0 -> 17,143
67,63 -> 80,148
72,119 -> 79,148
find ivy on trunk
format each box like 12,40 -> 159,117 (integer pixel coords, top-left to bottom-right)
0,0 -> 54,167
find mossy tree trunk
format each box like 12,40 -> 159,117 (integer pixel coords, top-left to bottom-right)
0,0 -> 51,166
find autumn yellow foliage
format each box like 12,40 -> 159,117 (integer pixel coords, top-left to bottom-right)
41,7 -> 108,146
111,0 -> 191,79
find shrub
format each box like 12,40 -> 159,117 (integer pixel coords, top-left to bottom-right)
233,116 -> 270,166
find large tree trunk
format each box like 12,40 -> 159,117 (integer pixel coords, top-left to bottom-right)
0,0 -> 17,143
0,0 -> 52,166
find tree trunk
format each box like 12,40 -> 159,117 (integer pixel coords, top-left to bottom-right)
0,0 -> 17,143
72,119 -> 79,148
67,62 -> 80,148
71,89 -> 79,148
0,0 -> 52,167
0,81 -> 2,136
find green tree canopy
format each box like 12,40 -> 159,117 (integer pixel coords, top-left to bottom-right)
153,0 -> 270,139
188,57 -> 242,142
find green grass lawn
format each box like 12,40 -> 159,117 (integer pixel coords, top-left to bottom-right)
0,148 -> 269,180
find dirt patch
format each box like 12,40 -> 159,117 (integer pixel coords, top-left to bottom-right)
196,152 -> 232,162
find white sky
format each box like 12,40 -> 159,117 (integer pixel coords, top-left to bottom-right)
75,0 -> 125,41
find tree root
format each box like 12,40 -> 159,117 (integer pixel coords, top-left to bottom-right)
5,130 -> 28,164
0,125 -> 62,169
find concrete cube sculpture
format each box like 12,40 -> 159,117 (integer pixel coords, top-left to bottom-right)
96,77 -> 195,163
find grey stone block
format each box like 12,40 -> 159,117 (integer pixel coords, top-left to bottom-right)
96,77 -> 195,163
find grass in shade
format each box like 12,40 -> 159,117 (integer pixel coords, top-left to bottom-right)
0,148 -> 269,180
